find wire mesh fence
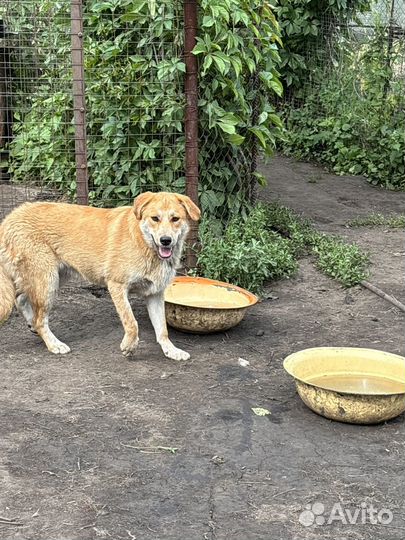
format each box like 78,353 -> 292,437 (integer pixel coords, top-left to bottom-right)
0,1 -> 74,218
2,1 -> 402,224
0,0 -> 269,228
277,0 -> 405,189
0,0 -> 189,221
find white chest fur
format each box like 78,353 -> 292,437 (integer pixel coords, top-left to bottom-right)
129,261 -> 175,297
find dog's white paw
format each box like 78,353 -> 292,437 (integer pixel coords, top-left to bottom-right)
162,343 -> 190,361
120,335 -> 139,357
48,340 -> 71,355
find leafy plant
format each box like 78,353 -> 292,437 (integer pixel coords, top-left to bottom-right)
311,235 -> 369,286
197,205 -> 298,294
273,0 -> 371,94
197,203 -> 370,293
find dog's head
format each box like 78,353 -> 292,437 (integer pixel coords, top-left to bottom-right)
134,191 -> 201,261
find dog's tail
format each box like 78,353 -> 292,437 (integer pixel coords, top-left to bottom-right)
0,260 -> 15,324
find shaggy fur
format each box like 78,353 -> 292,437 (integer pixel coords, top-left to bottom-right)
0,191 -> 200,359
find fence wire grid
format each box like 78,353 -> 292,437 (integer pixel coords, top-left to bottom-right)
299,0 -> 404,104
0,0 -> 261,226
0,0 -> 190,220
1,1 -> 404,222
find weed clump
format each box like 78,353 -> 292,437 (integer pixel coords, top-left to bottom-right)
197,203 -> 370,294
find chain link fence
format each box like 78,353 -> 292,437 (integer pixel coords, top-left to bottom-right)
4,2 -> 399,226
295,0 -> 405,105
0,1 -> 74,217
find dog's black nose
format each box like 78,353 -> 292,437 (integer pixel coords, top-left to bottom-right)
160,236 -> 172,246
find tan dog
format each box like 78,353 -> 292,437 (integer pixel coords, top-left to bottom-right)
0,192 -> 200,360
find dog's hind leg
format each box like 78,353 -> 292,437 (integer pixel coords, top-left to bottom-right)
22,256 -> 71,355
15,293 -> 36,333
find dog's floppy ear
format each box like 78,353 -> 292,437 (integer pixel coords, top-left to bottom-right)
133,192 -> 154,220
176,194 -> 201,221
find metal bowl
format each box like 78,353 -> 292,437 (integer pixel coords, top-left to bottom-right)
284,347 -> 405,424
164,276 -> 258,333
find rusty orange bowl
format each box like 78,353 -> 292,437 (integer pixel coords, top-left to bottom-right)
164,276 -> 258,333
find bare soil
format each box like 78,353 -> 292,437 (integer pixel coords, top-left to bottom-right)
1,156 -> 404,540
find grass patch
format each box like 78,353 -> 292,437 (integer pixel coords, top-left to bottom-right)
347,213 -> 405,229
311,236 -> 370,286
197,203 -> 370,294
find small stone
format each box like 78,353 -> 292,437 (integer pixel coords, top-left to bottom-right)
238,358 -> 250,367
211,455 -> 225,465
256,329 -> 265,336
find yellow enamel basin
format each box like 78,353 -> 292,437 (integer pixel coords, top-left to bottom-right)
284,347 -> 405,424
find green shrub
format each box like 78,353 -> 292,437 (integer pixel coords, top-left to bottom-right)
348,213 -> 405,228
197,203 -> 370,293
197,205 -> 298,294
311,235 -> 369,286
273,0 -> 372,95
282,95 -> 405,190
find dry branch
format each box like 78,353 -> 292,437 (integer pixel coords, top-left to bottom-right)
361,280 -> 405,313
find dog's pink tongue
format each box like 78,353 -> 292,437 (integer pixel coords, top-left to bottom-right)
159,246 -> 172,258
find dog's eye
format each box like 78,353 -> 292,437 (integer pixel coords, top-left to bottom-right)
171,217 -> 180,222
151,216 -> 160,222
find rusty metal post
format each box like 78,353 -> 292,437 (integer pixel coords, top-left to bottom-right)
184,0 -> 199,268
71,0 -> 88,205
249,66 -> 260,205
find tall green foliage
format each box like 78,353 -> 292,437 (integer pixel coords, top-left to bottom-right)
281,26 -> 405,189
6,0 -> 283,216
272,0 -> 404,190
273,0 -> 371,94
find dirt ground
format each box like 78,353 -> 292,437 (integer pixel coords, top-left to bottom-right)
1,155 -> 404,540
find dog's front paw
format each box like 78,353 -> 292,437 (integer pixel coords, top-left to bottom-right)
48,340 -> 71,355
161,342 -> 190,361
120,335 -> 139,357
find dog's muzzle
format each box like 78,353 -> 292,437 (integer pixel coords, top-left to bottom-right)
158,236 -> 173,259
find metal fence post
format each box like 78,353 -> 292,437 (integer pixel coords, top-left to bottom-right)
184,0 -> 199,268
71,0 -> 88,205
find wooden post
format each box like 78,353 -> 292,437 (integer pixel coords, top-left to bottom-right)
184,0 -> 199,268
71,0 -> 88,205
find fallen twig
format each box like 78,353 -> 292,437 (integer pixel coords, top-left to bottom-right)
0,520 -> 24,527
120,443 -> 178,454
270,487 -> 296,499
42,470 -> 58,477
80,523 -> 96,530
361,280 -> 405,313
